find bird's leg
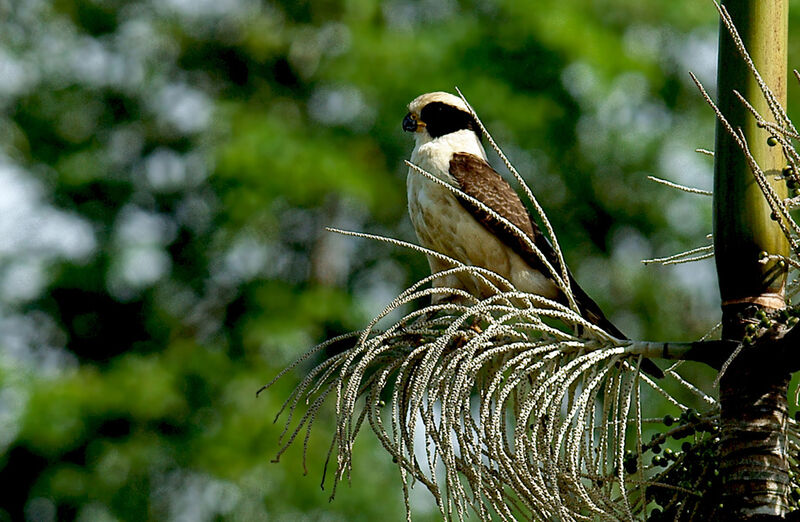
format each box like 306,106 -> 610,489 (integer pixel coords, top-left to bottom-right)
465,307 -> 486,334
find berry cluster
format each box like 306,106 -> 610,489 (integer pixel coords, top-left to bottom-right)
642,410 -> 721,521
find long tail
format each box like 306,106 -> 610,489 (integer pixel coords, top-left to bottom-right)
569,274 -> 664,379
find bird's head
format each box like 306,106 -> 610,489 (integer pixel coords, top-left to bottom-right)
403,92 -> 480,142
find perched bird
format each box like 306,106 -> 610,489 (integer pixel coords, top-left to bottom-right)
402,91 -> 662,377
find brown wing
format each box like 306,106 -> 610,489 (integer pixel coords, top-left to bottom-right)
449,153 -> 663,377
448,152 -> 625,338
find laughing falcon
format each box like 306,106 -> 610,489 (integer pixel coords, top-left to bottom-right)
402,91 -> 662,377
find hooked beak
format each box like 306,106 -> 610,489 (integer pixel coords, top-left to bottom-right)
402,112 -> 425,133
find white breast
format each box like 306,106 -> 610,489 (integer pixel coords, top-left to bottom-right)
409,129 -> 487,180
406,130 -> 558,300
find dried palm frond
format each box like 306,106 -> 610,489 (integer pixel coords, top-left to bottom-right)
262,260 -> 716,520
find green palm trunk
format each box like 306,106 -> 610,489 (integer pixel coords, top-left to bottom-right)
713,0 -> 791,517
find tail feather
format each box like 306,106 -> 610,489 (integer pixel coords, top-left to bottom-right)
568,275 -> 664,379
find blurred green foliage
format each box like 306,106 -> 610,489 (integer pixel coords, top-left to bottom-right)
3,0 -> 800,520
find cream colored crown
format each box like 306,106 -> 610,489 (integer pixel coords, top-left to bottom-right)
407,91 -> 470,114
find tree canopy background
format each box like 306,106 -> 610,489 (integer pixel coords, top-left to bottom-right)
4,1 -> 800,520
